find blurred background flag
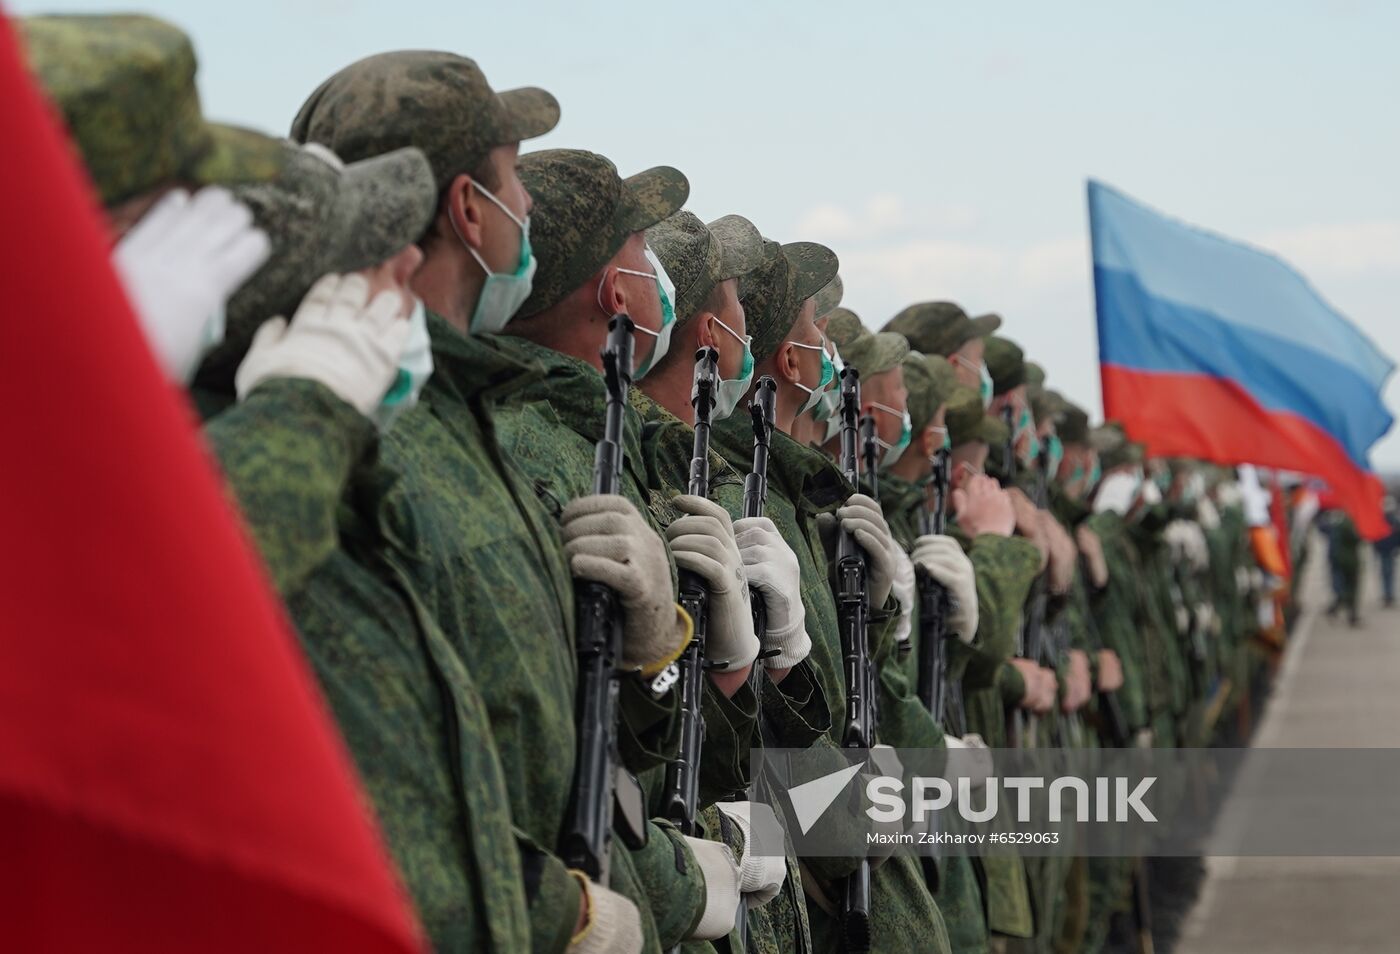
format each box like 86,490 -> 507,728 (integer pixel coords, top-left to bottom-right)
0,13 -> 421,952
1089,179 -> 1395,538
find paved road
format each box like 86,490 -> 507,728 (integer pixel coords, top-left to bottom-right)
1178,542 -> 1400,954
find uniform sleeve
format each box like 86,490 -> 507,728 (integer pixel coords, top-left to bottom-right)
203,377 -> 376,597
962,534 -> 1042,688
697,677 -> 760,807
758,660 -> 832,749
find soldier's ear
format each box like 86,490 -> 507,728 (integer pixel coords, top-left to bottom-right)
445,174 -> 484,250
695,313 -> 718,349
596,266 -> 625,317
775,340 -> 801,385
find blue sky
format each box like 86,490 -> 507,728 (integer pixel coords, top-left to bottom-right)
17,0 -> 1400,468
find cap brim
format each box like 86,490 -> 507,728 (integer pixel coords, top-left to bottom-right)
976,415 -> 1010,446
499,86 -> 561,142
326,146 -> 437,274
783,241 -> 839,303
707,214 -> 767,281
868,332 -> 911,376
189,122 -> 287,188
811,274 -> 844,320
619,165 -> 690,233
968,312 -> 1002,338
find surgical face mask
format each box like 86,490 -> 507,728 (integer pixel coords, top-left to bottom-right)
812,337 -> 844,423
453,182 -> 535,335
870,400 -> 913,468
614,247 -> 675,379
930,424 -> 951,453
710,314 -> 754,421
791,338 -> 836,414
1089,458 -> 1102,488
1044,433 -> 1064,478
373,297 -> 434,432
1094,470 -> 1142,516
1016,405 -> 1041,461
954,354 -> 994,408
958,461 -> 984,482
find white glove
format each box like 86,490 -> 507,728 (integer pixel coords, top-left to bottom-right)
910,535 -> 979,644
114,186 -> 270,383
734,516 -> 810,668
944,733 -> 993,796
891,547 -> 916,649
235,273 -> 411,416
568,877 -> 643,954
667,496 -> 759,670
833,493 -> 899,607
562,495 -> 686,676
684,836 -> 743,941
714,802 -> 787,908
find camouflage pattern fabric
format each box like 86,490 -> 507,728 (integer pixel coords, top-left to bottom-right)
290,50 -> 558,188
517,149 -> 689,318
881,301 -> 1000,358
709,417 -> 951,954
199,377 -> 541,953
811,274 -> 843,321
196,142 -> 437,392
738,240 -> 839,363
983,336 -> 1026,396
19,14 -> 283,205
646,212 -> 765,322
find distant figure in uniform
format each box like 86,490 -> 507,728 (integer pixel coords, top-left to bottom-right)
1326,510 -> 1362,626
1373,496 -> 1400,608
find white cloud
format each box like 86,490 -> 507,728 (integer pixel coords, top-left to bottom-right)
1257,221 -> 1400,277
792,194 -> 979,244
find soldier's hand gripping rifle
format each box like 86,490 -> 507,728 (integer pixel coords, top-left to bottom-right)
836,366 -> 874,953
560,315 -> 648,883
916,445 -> 962,735
662,347 -> 720,839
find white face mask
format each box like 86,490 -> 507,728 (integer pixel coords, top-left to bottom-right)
608,247 -> 676,379
869,400 -> 913,469
1094,470 -> 1142,515
710,314 -> 754,421
812,337 -> 844,422
790,338 -> 836,414
452,182 -> 535,335
372,297 -> 434,432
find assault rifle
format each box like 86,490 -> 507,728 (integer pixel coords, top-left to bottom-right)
916,445 -> 962,735
560,315 -> 648,882
836,366 -> 874,953
662,347 -> 720,839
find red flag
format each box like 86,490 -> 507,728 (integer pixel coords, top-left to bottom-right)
0,15 -> 422,952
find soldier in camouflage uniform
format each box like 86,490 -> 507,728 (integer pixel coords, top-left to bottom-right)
490,147 -> 787,948
291,53 -> 686,953
640,210 -> 834,953
699,236 -> 956,953
889,303 -> 1044,947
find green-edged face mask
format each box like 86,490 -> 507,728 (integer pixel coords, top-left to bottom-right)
871,400 -> 913,468
812,336 -> 844,423
791,338 -> 836,414
1044,433 -> 1064,478
711,314 -> 754,421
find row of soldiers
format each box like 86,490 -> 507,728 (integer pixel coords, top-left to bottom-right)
18,13 -> 1281,954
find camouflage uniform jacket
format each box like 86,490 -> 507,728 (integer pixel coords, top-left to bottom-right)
635,392 -> 829,954
202,377 -> 536,953
485,334 -> 747,949
878,474 -> 989,954
711,418 -> 951,954
1084,512 -> 1153,734
376,316 -> 696,952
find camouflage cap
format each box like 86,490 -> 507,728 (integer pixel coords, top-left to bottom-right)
194,143 -> 436,391
707,215 -> 767,283
516,149 -> 688,318
1024,361 -> 1046,390
881,301 -> 1001,357
290,51 -> 558,190
1092,422 -> 1145,471
903,353 -> 938,434
946,385 -> 1008,448
1056,396 -> 1091,444
645,212 -> 765,322
740,239 -> 839,363
824,308 -> 864,350
925,354 -> 959,409
983,336 -> 1026,395
20,14 -> 284,206
811,274 -> 844,321
840,329 -> 909,380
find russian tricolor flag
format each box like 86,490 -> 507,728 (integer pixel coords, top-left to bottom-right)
1089,180 -> 1394,539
